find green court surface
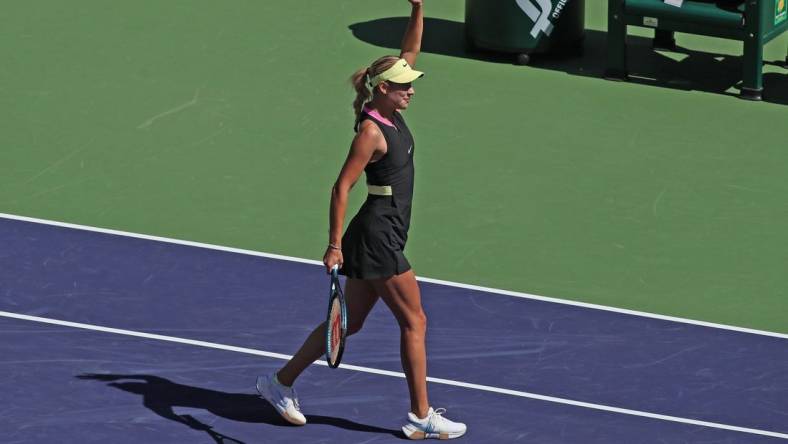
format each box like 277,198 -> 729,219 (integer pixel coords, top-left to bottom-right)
1,1 -> 786,333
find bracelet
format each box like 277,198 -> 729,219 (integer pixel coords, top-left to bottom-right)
328,243 -> 341,251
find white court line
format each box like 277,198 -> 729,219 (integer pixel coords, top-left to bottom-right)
1,212 -> 786,340
0,310 -> 786,440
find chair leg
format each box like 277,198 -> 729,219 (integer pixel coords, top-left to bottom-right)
740,33 -> 763,100
653,29 -> 676,50
605,0 -> 629,80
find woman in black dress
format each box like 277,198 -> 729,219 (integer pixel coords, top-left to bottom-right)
257,1 -> 466,439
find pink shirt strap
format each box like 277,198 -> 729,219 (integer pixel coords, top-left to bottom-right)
363,106 -> 396,128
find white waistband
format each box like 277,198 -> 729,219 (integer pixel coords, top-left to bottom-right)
367,184 -> 392,196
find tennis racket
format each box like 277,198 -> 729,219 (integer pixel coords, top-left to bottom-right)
325,264 -> 347,368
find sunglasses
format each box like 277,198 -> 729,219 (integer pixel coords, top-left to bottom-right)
385,81 -> 413,90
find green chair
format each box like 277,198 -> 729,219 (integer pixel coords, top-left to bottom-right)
606,0 -> 788,100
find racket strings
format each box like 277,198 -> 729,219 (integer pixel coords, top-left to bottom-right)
326,268 -> 346,368
328,298 -> 343,363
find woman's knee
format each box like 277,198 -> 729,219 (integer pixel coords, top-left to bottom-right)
401,309 -> 427,333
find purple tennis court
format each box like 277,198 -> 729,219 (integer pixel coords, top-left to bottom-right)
1,215 -> 787,443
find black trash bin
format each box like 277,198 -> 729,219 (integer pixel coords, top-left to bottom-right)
465,0 -> 585,64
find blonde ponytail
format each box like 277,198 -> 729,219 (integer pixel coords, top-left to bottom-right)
350,67 -> 372,123
350,55 -> 400,125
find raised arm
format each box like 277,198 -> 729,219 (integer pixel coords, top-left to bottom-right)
400,0 -> 423,67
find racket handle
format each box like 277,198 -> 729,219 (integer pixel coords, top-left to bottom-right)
331,264 -> 339,278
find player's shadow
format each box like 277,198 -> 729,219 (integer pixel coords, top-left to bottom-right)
77,374 -> 402,443
349,17 -> 788,105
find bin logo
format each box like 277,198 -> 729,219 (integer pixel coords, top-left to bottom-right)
777,0 -> 787,25
516,0 -> 570,37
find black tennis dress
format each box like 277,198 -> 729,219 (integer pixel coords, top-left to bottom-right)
339,110 -> 415,279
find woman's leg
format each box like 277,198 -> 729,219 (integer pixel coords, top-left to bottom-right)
369,269 -> 430,418
276,278 -> 379,387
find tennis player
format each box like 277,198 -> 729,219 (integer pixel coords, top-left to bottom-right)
256,0 -> 466,440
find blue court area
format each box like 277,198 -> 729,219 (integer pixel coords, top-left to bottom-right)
1,215 -> 786,443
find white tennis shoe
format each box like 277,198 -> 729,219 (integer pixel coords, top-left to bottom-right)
402,407 -> 467,440
256,374 -> 306,426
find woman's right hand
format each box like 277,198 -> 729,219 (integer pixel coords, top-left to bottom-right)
323,247 -> 344,273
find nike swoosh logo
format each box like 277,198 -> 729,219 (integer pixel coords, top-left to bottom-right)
408,145 -> 413,154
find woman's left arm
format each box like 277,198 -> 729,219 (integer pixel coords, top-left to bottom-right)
400,0 -> 423,67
